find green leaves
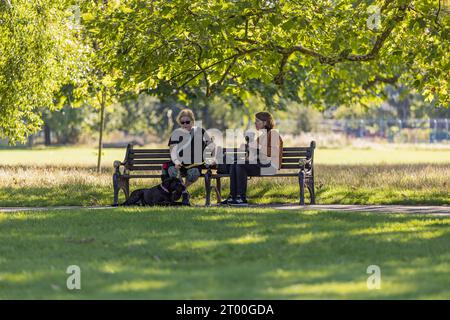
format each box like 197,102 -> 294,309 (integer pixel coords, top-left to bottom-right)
98,0 -> 448,108
1,0 -> 449,144
0,0 -> 88,144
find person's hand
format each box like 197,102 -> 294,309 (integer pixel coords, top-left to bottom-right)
208,160 -> 217,167
175,163 -> 182,169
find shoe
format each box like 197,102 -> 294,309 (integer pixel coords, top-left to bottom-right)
220,196 -> 233,205
181,192 -> 191,206
228,196 -> 248,206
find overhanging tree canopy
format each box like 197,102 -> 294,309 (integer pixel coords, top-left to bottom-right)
94,0 -> 449,108
1,0 -> 449,143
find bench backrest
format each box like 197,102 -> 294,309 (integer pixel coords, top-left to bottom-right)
122,141 -> 315,172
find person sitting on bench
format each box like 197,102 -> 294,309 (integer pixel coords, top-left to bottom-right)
222,111 -> 283,206
163,108 -> 214,206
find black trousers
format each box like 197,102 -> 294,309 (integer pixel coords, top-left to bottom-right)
229,163 -> 266,199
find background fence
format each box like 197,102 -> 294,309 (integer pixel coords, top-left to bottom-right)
278,118 -> 450,144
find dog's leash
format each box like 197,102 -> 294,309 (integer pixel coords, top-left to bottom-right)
181,162 -> 205,169
159,184 -> 170,194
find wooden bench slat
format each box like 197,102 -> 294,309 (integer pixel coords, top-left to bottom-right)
280,164 -> 302,169
126,165 -> 303,171
129,158 -> 306,165
282,158 -> 306,163
128,165 -> 163,171
283,147 -> 312,152
221,151 -> 310,157
129,154 -> 171,159
124,174 -> 162,179
130,159 -> 168,165
129,154 -> 170,159
282,151 -> 309,157
221,147 -> 312,152
130,149 -> 169,154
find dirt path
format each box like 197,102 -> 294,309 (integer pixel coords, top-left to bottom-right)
0,204 -> 449,215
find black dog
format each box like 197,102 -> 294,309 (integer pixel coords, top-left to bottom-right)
121,177 -> 186,206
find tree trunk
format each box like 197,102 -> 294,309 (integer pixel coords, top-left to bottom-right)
97,90 -> 106,173
28,135 -> 34,148
44,124 -> 51,146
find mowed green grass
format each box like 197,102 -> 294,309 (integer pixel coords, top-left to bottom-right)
0,207 -> 449,299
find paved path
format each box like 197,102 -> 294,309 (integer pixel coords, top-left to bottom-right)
269,204 -> 450,216
0,204 -> 449,215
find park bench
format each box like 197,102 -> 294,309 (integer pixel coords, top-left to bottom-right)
112,141 -> 316,206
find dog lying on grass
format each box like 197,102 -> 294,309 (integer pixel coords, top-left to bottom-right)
121,177 -> 186,206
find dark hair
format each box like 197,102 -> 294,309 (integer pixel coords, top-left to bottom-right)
255,112 -> 275,130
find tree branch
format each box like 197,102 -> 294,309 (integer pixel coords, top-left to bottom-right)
209,55 -> 238,96
175,3 -> 410,90
363,74 -> 400,89
287,3 -> 410,65
177,46 -> 264,90
273,52 -> 292,85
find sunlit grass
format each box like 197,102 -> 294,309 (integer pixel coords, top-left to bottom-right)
0,207 -> 449,299
0,163 -> 448,206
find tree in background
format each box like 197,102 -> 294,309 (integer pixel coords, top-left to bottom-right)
0,0 -> 88,144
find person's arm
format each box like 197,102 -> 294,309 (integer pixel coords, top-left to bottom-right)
202,129 -> 220,165
168,133 -> 182,168
257,130 -> 281,168
266,130 -> 282,169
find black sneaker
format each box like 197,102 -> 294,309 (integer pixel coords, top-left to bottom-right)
228,196 -> 248,206
220,196 -> 233,205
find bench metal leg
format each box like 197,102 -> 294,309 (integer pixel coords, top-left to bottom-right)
123,179 -> 130,200
205,170 -> 212,206
113,173 -> 120,206
308,178 -> 316,205
216,178 -> 222,204
113,174 -> 130,206
299,171 -> 305,205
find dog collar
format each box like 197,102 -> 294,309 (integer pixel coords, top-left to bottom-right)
160,184 -> 170,193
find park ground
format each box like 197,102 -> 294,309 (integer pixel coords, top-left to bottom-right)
0,144 -> 449,299
1,207 -> 449,299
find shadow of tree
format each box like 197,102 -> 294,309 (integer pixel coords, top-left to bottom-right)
0,208 -> 449,299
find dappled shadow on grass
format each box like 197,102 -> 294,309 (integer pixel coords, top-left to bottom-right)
315,187 -> 450,206
0,184 -> 448,207
0,186 -> 112,207
0,208 -> 449,299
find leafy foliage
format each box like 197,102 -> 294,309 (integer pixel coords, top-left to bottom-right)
0,0 -> 89,143
1,0 -> 449,143
92,0 -> 448,107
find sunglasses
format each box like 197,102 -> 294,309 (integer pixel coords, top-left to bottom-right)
180,121 -> 191,125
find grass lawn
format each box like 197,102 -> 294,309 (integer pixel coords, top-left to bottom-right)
0,163 -> 448,207
0,207 -> 449,299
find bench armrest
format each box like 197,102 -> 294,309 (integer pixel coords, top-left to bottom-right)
299,158 -> 312,170
113,160 -> 127,175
